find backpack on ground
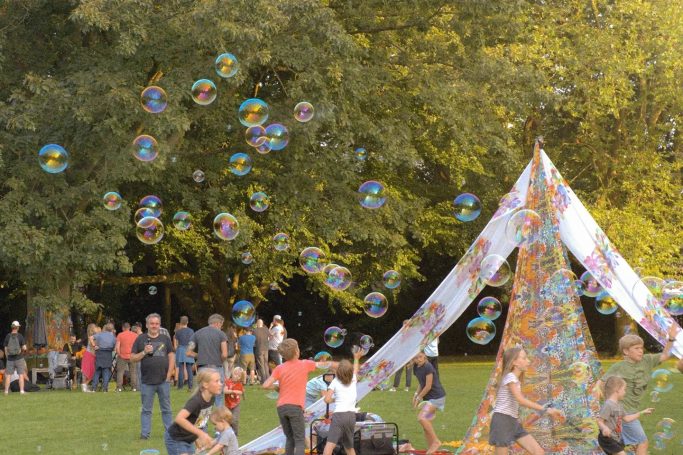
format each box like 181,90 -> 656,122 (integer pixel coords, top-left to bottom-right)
7,333 -> 22,356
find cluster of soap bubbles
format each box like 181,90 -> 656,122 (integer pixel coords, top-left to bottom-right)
136,196 -> 165,245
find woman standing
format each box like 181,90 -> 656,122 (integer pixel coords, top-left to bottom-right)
92,323 -> 116,392
174,316 -> 195,391
80,324 -> 98,392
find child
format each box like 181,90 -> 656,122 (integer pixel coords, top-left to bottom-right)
594,324 -> 678,455
488,346 -> 562,454
224,367 -> 245,436
321,349 -> 363,455
164,369 -> 222,455
263,339 -> 335,455
412,351 -> 447,455
201,407 -> 239,455
597,376 -> 653,455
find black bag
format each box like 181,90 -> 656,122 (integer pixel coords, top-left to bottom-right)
357,424 -> 396,455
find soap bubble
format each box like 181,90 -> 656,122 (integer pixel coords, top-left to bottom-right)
232,300 -> 255,327
477,297 -> 502,320
191,79 -> 217,105
354,147 -> 367,161
480,254 -> 512,287
466,317 -> 496,345
255,141 -> 272,154
229,152 -> 252,176
656,418 -> 676,439
215,52 -> 239,78
192,169 -> 205,183
136,217 -> 165,245
453,193 -> 482,222
213,213 -> 239,240
324,326 -> 347,348
652,433 -> 667,450
417,401 -> 437,421
103,192 -> 122,211
245,126 -> 267,147
273,233 -> 290,251
595,292 -> 618,315
132,135 -> 158,162
141,86 -> 167,114
326,266 -> 352,291
363,292 -> 388,318
358,180 -> 386,209
544,269 -> 580,300
383,270 -> 401,289
652,369 -> 674,393
314,351 -> 333,368
632,276 -> 666,301
148,286 -> 157,295
249,191 -> 270,212
139,195 -> 163,218
38,144 -> 69,173
663,281 -> 683,315
241,251 -> 253,265
238,98 -> 269,127
299,247 -> 327,273
573,280 -> 586,297
323,263 -> 340,276
172,211 -> 191,230
265,123 -> 289,151
294,102 -> 314,122
505,209 -> 542,246
359,335 -> 374,350
134,207 -> 156,223
580,271 -> 603,298
650,390 -> 661,402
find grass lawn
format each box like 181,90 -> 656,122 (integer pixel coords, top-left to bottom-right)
2,359 -> 681,454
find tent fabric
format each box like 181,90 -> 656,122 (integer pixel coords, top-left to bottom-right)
241,145 -> 681,455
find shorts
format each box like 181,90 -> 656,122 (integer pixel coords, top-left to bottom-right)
488,412 -> 528,447
427,396 -> 446,411
6,358 -> 27,375
327,411 -> 356,448
240,354 -> 255,371
598,433 -> 625,454
622,418 -> 647,445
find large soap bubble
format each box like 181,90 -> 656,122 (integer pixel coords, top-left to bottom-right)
134,207 -> 155,223
359,335 -> 374,350
477,297 -> 502,320
215,52 -> 239,78
466,317 -> 496,345
324,326 -> 347,348
191,79 -> 217,105
655,418 -> 676,439
505,209 -> 542,246
249,191 -> 270,212
139,195 -> 163,218
294,102 -> 314,123
132,135 -> 158,162
103,192 -> 122,211
229,152 -> 252,176
299,247 -> 327,273
238,98 -> 269,127
663,281 -> 683,316
595,291 -> 618,315
652,369 -> 674,393
273,233 -> 290,251
326,266 -> 352,291
314,351 -> 333,369
38,144 -> 69,173
580,271 -> 603,298
544,269 -> 580,300
358,180 -> 386,209
364,292 -> 388,318
141,86 -> 167,114
453,193 -> 482,222
479,254 -> 512,287
232,300 -> 255,327
213,213 -> 239,240
255,141 -> 272,155
172,211 -> 191,230
383,270 -> 401,289
265,123 -> 289,151
136,216 -> 164,245
632,276 -> 666,302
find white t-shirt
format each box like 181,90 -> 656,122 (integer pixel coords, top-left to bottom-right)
269,325 -> 284,350
328,374 -> 357,413
493,372 -> 520,418
423,338 -> 439,357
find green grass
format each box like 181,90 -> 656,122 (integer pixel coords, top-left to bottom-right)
3,359 -> 682,454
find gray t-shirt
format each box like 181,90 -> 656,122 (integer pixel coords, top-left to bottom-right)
599,399 -> 624,440
253,326 -> 270,353
216,427 -> 239,455
190,326 -> 228,367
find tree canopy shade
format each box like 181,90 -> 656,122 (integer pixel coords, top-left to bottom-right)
0,0 -> 680,328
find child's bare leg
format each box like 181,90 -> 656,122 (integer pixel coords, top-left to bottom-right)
346,448 -> 356,455
494,448 -> 509,455
516,434 -> 544,455
419,418 -> 441,454
322,441 -> 337,455
634,442 -> 648,455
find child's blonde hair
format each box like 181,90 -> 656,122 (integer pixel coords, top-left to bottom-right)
603,376 -> 626,398
231,366 -> 245,382
193,368 -> 219,396
278,339 -> 299,361
210,406 -> 233,425
497,346 -> 525,391
619,334 -> 644,354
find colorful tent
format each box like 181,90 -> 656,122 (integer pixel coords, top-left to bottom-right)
241,141 -> 681,454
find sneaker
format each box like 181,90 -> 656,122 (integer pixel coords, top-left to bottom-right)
81,384 -> 88,392
115,388 -> 122,392
132,388 -> 137,392
20,391 -> 26,394
404,387 -> 410,392
388,387 -> 397,392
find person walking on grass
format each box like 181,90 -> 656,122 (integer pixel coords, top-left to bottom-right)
3,321 -> 27,395
412,351 -> 447,455
488,346 -> 562,454
174,316 -> 195,391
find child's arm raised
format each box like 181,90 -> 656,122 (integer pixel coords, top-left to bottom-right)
353,349 -> 363,376
660,325 -> 680,363
623,408 -> 654,423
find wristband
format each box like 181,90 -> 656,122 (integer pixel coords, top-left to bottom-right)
669,338 -> 676,342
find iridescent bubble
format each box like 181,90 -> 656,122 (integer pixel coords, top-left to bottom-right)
238,98 -> 269,127
265,123 -> 289,151
477,297 -> 502,321
326,266 -> 352,291
314,351 -> 333,369
293,102 -> 314,122
172,211 -> 191,230
148,286 -> 157,296
136,216 -> 164,245
38,144 -> 69,173
359,335 -> 374,350
232,300 -> 255,327
245,126 -> 267,147
505,209 -> 542,246
215,52 -> 239,78
192,169 -> 205,183
213,213 -> 239,240
466,317 -> 496,345
652,369 -> 674,393
140,86 -> 167,114
479,254 -> 512,287
663,281 -> 683,316
139,195 -> 163,218
453,193 -> 482,222
229,152 -> 252,176
241,251 -> 253,265
249,191 -> 270,212
633,276 -> 666,301
574,280 -> 586,297
363,292 -> 388,318
595,291 -> 618,315
354,147 -> 367,162
358,180 -> 386,209
191,79 -> 217,105
652,433 -> 667,450
132,135 -> 158,162
255,141 -> 272,155
383,270 -> 401,289
103,192 -> 122,211
299,247 -> 328,273
650,390 -> 661,402
417,401 -> 437,421
273,233 -> 290,251
580,271 -> 603,298
134,207 -> 156,223
656,418 -> 676,439
323,263 -> 340,276
324,326 -> 347,348
544,269 -> 580,300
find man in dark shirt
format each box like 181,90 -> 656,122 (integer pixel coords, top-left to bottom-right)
131,313 -> 175,439
253,319 -> 270,384
188,313 -> 228,406
4,321 -> 27,395
62,334 -> 83,368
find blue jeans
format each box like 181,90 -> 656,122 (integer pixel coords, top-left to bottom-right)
140,382 -> 172,438
198,365 -> 224,407
177,363 -> 193,390
92,367 -> 112,392
164,430 -> 194,455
